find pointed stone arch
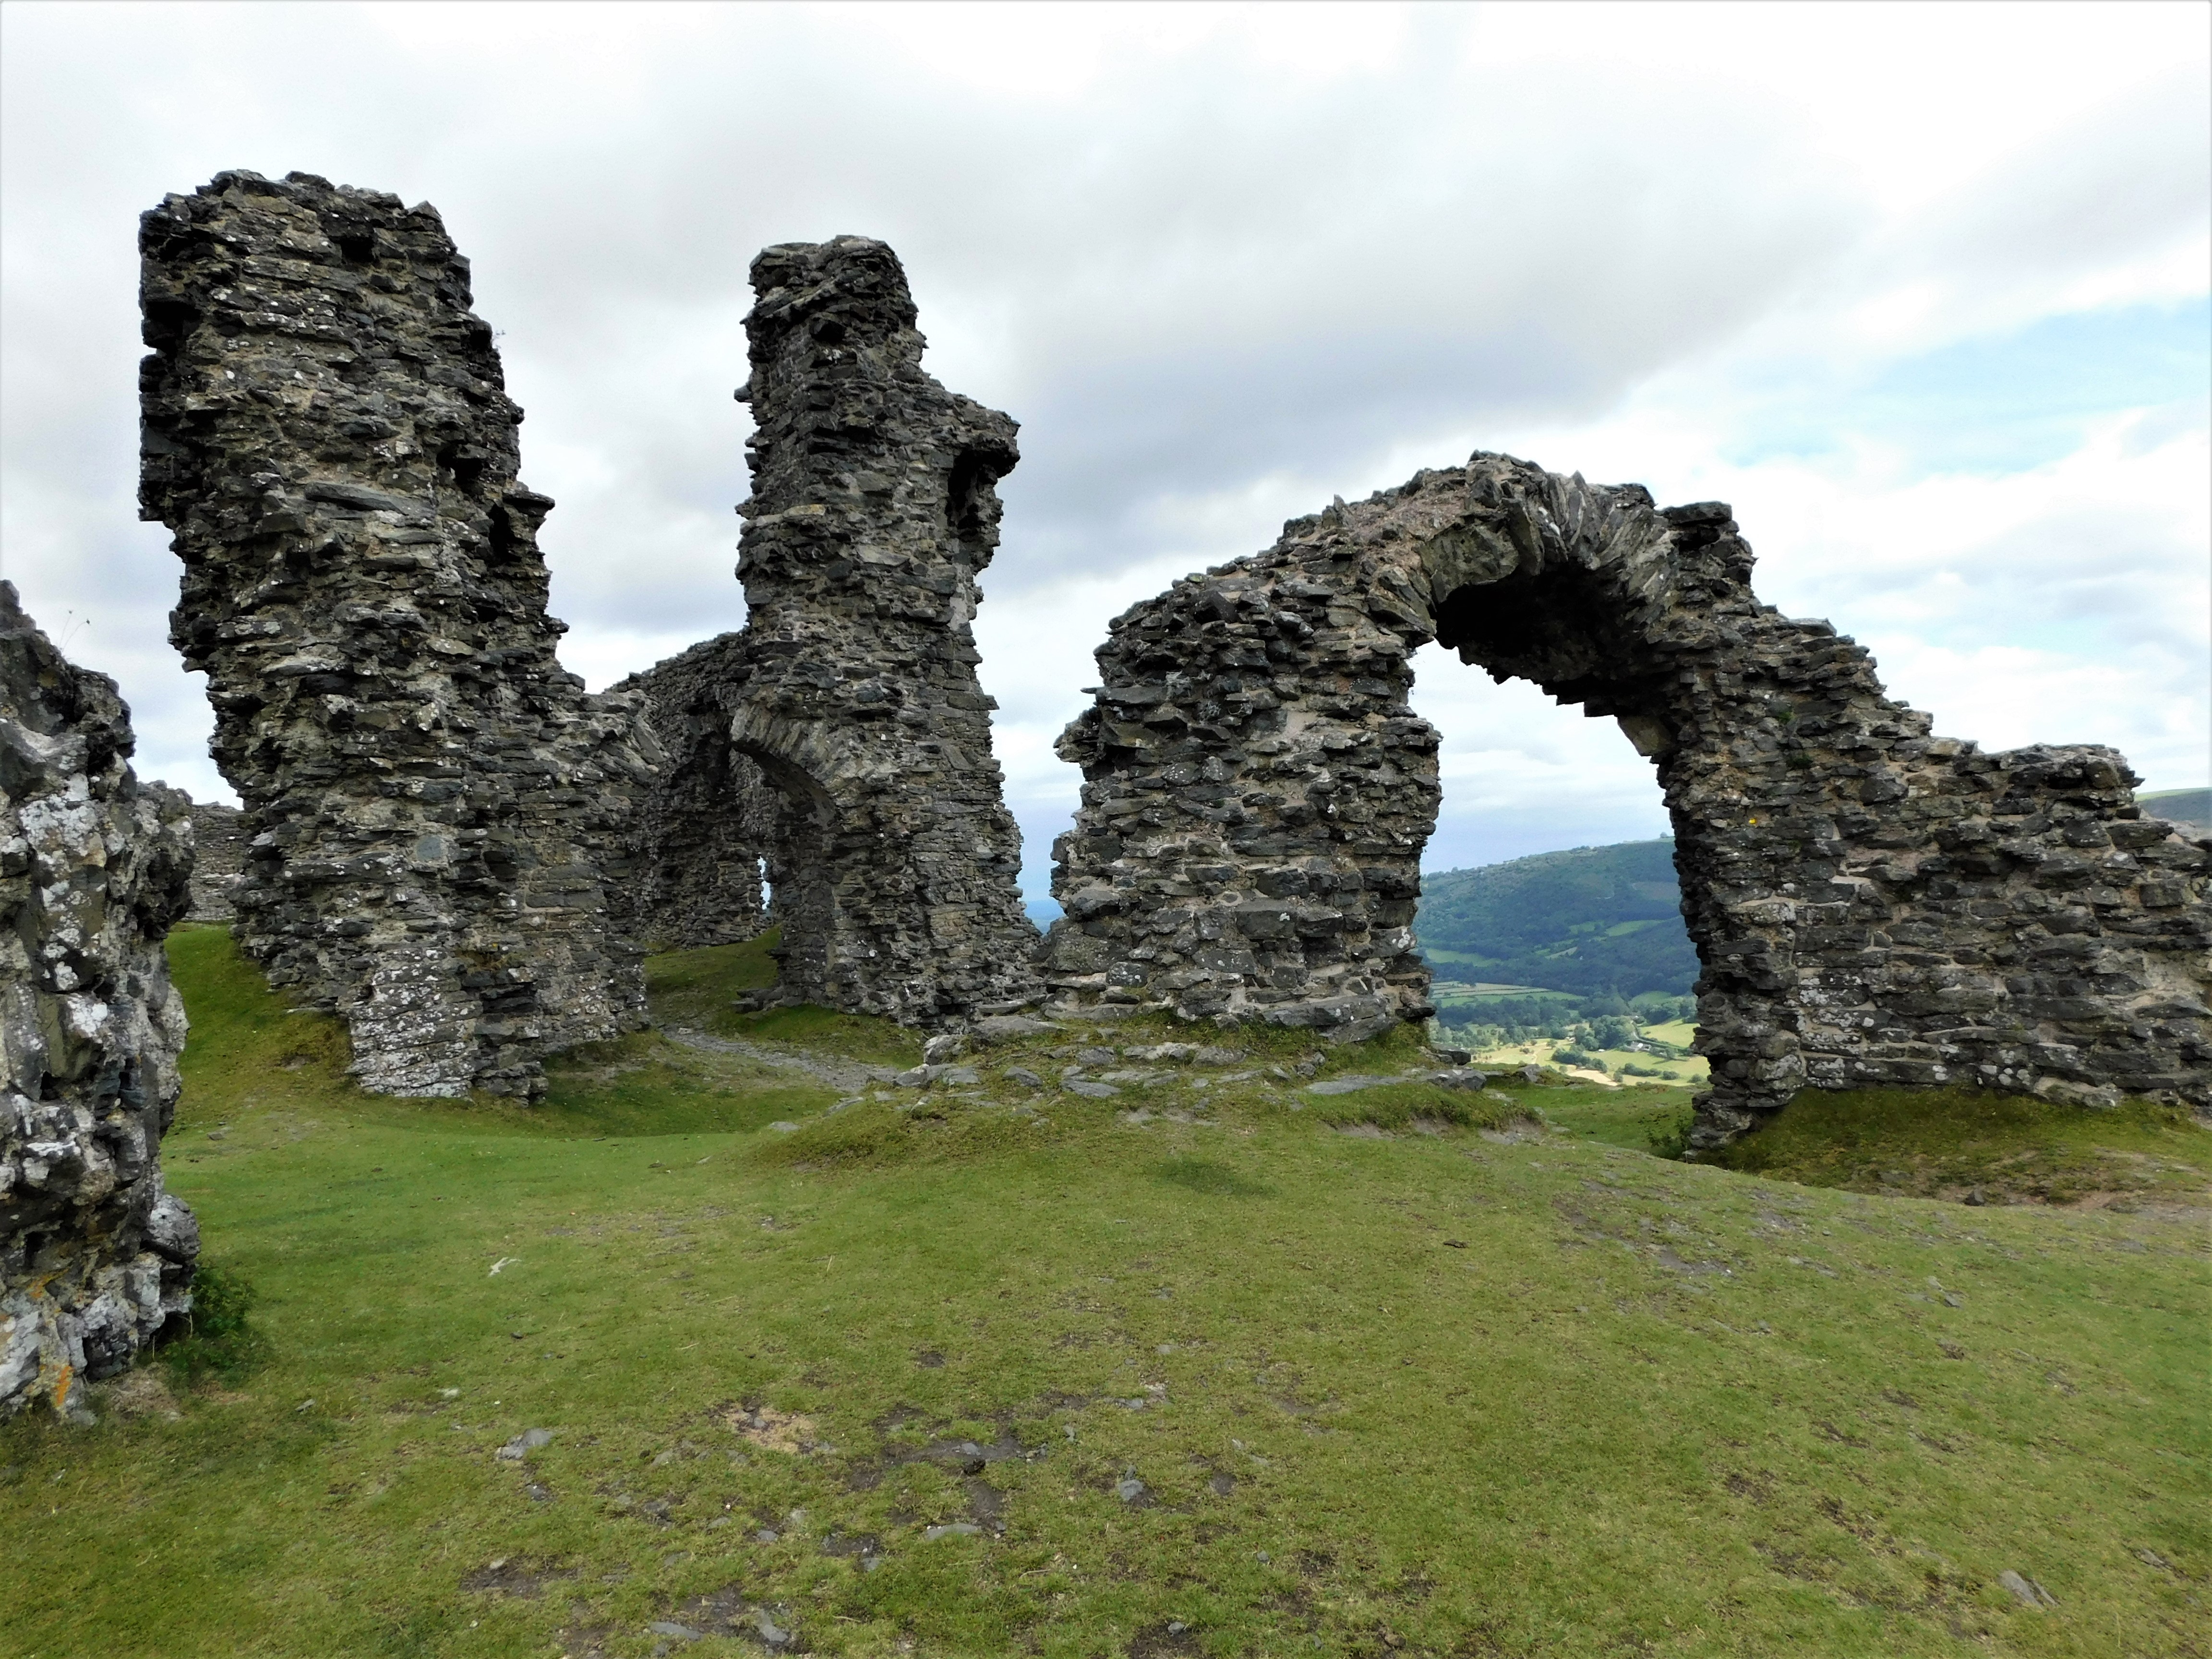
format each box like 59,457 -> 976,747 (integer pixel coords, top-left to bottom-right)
1044,454 -> 2212,1147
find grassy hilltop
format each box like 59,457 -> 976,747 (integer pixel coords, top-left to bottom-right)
3,928 -> 2206,1658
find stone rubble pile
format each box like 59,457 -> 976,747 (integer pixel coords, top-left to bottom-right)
138,170 -> 658,1099
1046,455 -> 2212,1148
1,583 -> 199,1419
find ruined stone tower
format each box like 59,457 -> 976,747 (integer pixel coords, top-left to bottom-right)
702,236 -> 1040,1022
1,583 -> 199,1419
138,171 -> 657,1099
1046,455 -> 2212,1148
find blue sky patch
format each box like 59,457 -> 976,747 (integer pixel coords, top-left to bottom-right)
1727,299 -> 2212,476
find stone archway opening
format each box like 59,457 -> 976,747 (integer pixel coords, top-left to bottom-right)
1044,455 -> 2211,1149
1405,638 -> 1693,1083
730,741 -> 840,1006
1418,557 -> 1712,1068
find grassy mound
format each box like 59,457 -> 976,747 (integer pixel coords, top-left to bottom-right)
1302,1082 -> 1532,1135
2,929 -> 2203,1657
1714,1086 -> 2212,1210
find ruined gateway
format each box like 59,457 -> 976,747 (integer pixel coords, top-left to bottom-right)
1,584 -> 199,1419
1043,459 -> 2212,1147
128,172 -> 2206,1154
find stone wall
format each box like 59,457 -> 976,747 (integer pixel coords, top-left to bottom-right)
1,582 -> 199,1419
138,170 -> 659,1100
692,237 -> 1039,1023
1046,455 -> 2212,1148
184,801 -> 246,923
613,634 -> 779,951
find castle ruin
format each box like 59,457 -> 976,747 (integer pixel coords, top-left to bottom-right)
623,238 -> 1042,1023
120,177 -> 2208,1146
1043,457 -> 2212,1148
137,171 -> 658,1099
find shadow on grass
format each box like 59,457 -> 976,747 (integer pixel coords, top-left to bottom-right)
642,930 -> 780,1024
1152,1154 -> 1273,1197
539,1040 -> 835,1137
159,1258 -> 274,1389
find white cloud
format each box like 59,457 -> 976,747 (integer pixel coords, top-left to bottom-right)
1,0 -> 2204,868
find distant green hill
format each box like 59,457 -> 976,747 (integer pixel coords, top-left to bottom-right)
2139,787 -> 2211,832
1414,839 -> 1698,999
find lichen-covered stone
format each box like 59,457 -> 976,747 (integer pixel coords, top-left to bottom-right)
1047,456 -> 2212,1147
137,170 -> 659,1099
183,801 -> 246,922
613,634 -> 778,951
675,237 -> 1039,1022
1,582 -> 197,1419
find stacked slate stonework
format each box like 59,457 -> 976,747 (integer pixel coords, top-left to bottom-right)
1,583 -> 199,1419
138,170 -> 658,1100
704,237 -> 1040,1023
613,633 -> 780,951
184,801 -> 246,922
1046,455 -> 2212,1148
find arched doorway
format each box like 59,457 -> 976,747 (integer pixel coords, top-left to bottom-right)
1044,454 -> 2210,1147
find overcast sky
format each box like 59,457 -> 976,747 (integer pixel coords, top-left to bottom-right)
4,1 -> 2206,899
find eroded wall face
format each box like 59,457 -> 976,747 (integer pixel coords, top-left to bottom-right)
1048,530 -> 1443,1041
709,237 -> 1041,1024
618,634 -> 777,952
138,170 -> 656,1099
1048,455 -> 2212,1145
184,802 -> 246,923
1,583 -> 199,1419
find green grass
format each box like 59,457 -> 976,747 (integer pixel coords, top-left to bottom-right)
1539,1088 -> 1701,1156
1302,1082 -> 1531,1135
639,930 -> 782,1025
643,931 -> 926,1068
542,1036 -> 835,1140
3,928 -> 2206,1657
1714,1086 -> 2212,1210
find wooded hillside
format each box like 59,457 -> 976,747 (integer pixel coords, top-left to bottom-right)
1413,838 -> 1699,998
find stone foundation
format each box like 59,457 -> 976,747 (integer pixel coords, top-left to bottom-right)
1046,455 -> 2212,1147
138,170 -> 659,1099
1,583 -> 199,1419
